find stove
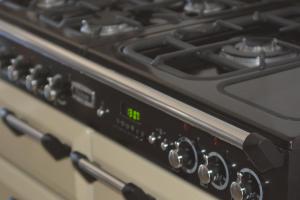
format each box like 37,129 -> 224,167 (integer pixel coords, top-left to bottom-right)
0,0 -> 299,200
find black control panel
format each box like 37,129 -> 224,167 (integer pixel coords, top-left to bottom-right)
0,36 -> 287,200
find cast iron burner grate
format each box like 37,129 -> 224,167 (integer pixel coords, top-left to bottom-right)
122,6 -> 300,78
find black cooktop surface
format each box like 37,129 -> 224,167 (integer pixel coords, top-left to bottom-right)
0,0 -> 299,148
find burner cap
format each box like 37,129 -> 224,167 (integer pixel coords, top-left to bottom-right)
80,20 -> 139,37
220,37 -> 298,68
37,0 -> 66,9
184,0 -> 226,15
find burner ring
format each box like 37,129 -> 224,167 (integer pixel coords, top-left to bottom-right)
184,0 -> 227,15
37,0 -> 66,9
219,37 -> 299,68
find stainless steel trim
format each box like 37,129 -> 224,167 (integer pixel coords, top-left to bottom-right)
0,19 -> 251,149
78,158 -> 125,192
4,113 -> 44,141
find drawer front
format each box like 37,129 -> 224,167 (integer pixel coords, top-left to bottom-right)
94,183 -> 124,200
0,182 -> 17,200
0,80 -> 91,200
0,156 -> 64,200
0,123 -> 74,199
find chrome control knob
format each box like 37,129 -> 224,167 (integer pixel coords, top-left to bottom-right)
230,169 -> 263,200
147,131 -> 161,145
25,65 -> 49,93
43,74 -> 69,102
0,46 -> 14,69
198,152 -> 229,190
230,173 -> 246,200
168,148 -> 184,169
198,155 -> 213,185
168,137 -> 198,174
7,55 -> 28,81
148,134 -> 157,144
160,139 -> 169,151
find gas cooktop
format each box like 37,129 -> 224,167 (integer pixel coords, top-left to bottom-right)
0,1 -> 299,200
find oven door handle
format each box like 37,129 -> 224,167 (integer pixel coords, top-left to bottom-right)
0,108 -> 71,160
70,151 -> 156,200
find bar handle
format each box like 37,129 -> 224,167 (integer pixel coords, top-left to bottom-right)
70,151 -> 156,200
0,108 -> 71,160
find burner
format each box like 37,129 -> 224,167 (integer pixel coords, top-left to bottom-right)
80,19 -> 139,36
37,0 -> 66,9
220,37 -> 299,68
184,0 -> 227,15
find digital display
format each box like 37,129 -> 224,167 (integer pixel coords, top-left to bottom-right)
121,103 -> 141,122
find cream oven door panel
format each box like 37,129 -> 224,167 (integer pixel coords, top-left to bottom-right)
90,133 -> 217,200
0,80 -> 91,200
0,181 -> 17,200
0,156 -> 64,200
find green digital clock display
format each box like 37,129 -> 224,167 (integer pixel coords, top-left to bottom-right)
121,103 -> 141,122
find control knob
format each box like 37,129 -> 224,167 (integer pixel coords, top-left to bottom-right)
43,74 -> 69,102
168,137 -> 198,174
0,46 -> 14,69
7,55 -> 29,81
25,64 -> 49,93
198,152 -> 229,190
230,169 -> 263,200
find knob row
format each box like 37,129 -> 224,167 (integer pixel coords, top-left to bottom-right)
0,50 -> 69,103
162,137 -> 263,200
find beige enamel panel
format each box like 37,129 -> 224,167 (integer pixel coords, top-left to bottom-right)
0,156 -> 64,200
0,80 -> 92,200
0,181 -> 17,200
91,133 -> 217,200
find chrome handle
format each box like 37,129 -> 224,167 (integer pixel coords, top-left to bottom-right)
71,152 -> 155,200
0,108 -> 71,160
0,109 -> 44,140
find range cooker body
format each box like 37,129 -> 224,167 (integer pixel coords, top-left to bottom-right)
0,19 -> 296,200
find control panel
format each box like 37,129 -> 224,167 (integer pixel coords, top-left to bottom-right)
0,36 -> 287,200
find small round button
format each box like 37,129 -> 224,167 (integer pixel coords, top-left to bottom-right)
160,140 -> 169,151
147,133 -> 157,144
